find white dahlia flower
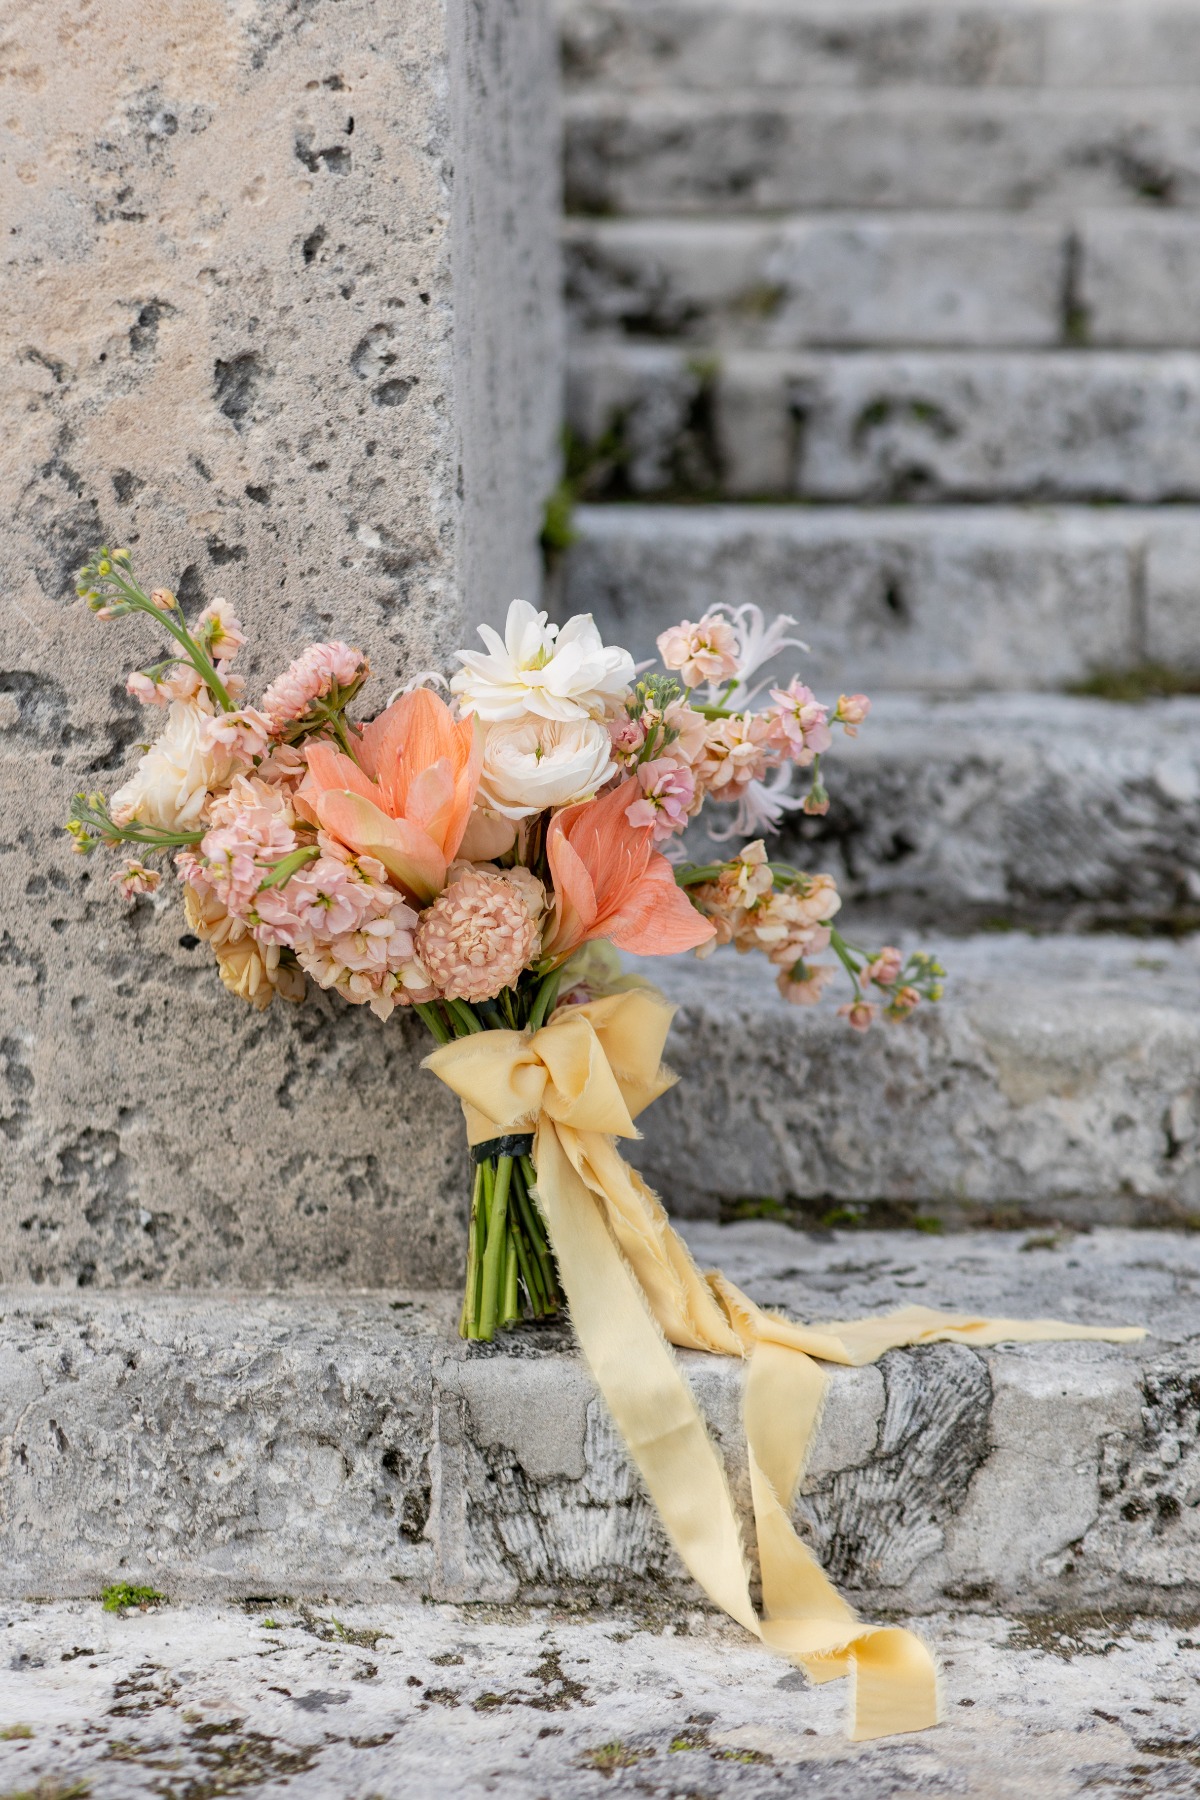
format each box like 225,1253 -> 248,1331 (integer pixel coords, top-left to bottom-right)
451,600 -> 634,723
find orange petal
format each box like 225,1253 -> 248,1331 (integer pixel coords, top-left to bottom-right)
607,854 -> 717,957
545,810 -> 600,960
315,790 -> 446,903
405,758 -> 457,846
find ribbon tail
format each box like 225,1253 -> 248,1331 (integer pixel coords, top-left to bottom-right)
531,1121 -> 759,1635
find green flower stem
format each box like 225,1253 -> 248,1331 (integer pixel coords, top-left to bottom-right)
503,1236 -> 519,1325
460,1162 -> 484,1338
478,1154 -> 513,1340
518,1155 -> 560,1311
102,570 -> 235,712
445,997 -> 483,1037
527,968 -> 562,1033
510,1210 -> 542,1315
829,926 -> 864,998
412,1002 -> 451,1045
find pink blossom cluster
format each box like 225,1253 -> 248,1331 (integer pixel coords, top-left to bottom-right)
688,842 -> 843,1006
180,780 -> 434,1020
603,607 -> 872,845
260,641 -> 367,730
127,601 -> 248,707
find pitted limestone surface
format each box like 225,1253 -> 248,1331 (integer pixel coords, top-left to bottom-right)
3,1599 -> 1200,1798
0,0 -> 559,1291
3,1226 -> 1200,1613
642,945 -> 1200,1224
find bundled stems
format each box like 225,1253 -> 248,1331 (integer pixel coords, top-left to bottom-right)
459,1150 -> 562,1341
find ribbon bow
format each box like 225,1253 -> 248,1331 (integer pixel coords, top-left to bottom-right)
425,987 -> 1143,1741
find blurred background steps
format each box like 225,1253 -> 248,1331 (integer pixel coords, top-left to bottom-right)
552,0 -> 1200,1228
559,0 -> 1200,95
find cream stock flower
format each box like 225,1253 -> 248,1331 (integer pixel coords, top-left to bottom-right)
452,601 -> 634,723
110,698 -> 231,832
182,883 -> 305,1009
476,714 -> 616,818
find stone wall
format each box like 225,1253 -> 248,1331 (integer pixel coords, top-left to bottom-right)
0,0 -> 560,1288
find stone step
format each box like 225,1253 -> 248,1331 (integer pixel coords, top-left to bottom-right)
560,503 -> 1200,693
778,692 -> 1200,934
565,212 -> 1200,350
560,0 -> 1200,95
2,1225 -> 1197,1616
568,344 -> 1200,502
564,89 -> 1200,215
641,940 -> 1200,1227
7,1599 -> 1200,1796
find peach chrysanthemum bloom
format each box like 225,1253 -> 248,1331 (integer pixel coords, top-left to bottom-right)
415,867 -> 540,1002
260,641 -> 366,730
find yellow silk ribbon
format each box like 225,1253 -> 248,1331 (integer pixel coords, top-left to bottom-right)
423,988 -> 1144,1741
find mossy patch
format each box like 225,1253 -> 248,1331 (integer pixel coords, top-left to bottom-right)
1067,663 -> 1200,703
100,1584 -> 165,1614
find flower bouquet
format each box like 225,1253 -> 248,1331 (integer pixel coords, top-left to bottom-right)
67,547 -> 1140,1744
68,547 -> 941,1342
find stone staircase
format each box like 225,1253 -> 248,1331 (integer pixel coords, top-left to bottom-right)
556,0 -> 1200,1229
9,8 -> 1200,1707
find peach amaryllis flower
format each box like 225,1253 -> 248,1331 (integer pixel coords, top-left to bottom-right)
297,688 -> 482,903
543,778 -> 716,964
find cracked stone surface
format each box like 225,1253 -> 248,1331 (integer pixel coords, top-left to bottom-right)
3,1599 -> 1200,1798
0,0 -> 560,1289
3,1226 -> 1200,1614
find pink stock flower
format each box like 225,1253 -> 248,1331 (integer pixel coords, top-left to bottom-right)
765,679 -> 833,766
254,853 -> 379,947
657,615 -> 740,690
625,757 -> 695,843
887,985 -> 921,1018
415,868 -> 541,1002
298,897 -> 432,1020
695,713 -> 773,799
112,860 -> 160,900
839,999 -> 878,1032
200,707 -> 273,764
864,946 -> 904,988
777,964 -> 835,1006
196,599 -> 246,660
200,785 -> 298,914
836,693 -> 871,737
608,714 -> 646,765
126,664 -> 205,707
260,641 -> 367,729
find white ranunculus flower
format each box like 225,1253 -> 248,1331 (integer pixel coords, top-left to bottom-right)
109,698 -> 228,832
451,599 -> 635,723
477,715 -> 617,819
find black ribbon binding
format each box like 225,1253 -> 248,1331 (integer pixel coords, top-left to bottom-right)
471,1132 -> 535,1165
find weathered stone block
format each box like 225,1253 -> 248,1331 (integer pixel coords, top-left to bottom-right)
565,90 -> 1200,216
780,693 -> 1200,933
570,344 -> 1200,502
1083,213 -> 1200,351
639,943 -> 1200,1226
0,0 -> 561,1287
3,1226 -> 1198,1613
565,216 -> 1069,349
561,503 -> 1145,693
560,1 -> 1200,95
